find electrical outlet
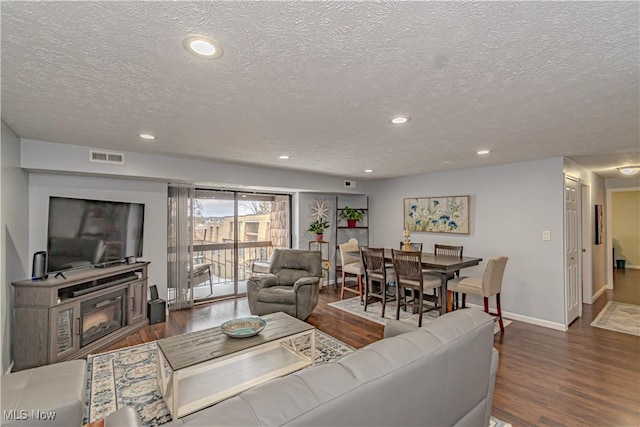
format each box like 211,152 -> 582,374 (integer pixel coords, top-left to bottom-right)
542,231 -> 551,241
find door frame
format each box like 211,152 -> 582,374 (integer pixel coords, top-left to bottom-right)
191,189 -> 293,303
580,183 -> 593,304
606,186 -> 640,288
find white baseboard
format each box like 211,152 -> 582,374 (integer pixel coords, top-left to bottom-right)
591,286 -> 607,303
5,361 -> 14,375
465,303 -> 567,331
624,264 -> 640,270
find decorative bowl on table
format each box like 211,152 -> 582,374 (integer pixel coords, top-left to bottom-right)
220,317 -> 266,338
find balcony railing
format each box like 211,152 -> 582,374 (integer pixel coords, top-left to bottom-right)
191,240 -> 274,285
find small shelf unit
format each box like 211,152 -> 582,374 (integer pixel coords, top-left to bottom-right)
308,240 -> 329,289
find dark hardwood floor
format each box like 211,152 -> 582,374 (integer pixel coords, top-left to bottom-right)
104,269 -> 639,426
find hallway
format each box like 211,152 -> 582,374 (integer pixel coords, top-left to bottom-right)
609,267 -> 640,305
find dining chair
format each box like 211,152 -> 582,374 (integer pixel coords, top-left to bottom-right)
431,244 -> 464,307
391,249 -> 441,327
339,238 -> 365,302
361,247 -> 396,317
434,244 -> 464,277
398,242 -> 423,251
396,243 -> 424,302
447,256 -> 508,333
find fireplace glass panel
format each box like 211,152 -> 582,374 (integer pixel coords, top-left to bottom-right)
81,290 -> 125,347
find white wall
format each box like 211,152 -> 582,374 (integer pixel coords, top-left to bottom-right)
29,174 -> 168,299
368,158 -> 567,328
1,121 -> 30,373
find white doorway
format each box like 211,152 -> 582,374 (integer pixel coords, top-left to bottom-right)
606,186 -> 640,288
581,184 -> 593,303
564,175 -> 581,326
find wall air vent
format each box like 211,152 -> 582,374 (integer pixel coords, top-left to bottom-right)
89,150 -> 125,165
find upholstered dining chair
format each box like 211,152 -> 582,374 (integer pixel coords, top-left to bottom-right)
391,249 -> 441,327
447,256 -> 508,333
361,247 -> 396,317
339,238 -> 365,301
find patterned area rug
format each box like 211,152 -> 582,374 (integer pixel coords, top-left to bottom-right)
591,301 -> 640,336
84,329 -> 511,427
84,330 -> 353,426
329,296 -> 511,334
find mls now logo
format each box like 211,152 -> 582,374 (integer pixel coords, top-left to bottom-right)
4,410 -> 56,421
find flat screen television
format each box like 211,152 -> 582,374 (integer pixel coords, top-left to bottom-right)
46,196 -> 145,274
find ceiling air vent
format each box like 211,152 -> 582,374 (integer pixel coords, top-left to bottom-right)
89,150 -> 125,165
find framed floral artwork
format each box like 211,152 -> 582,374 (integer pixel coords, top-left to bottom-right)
403,196 -> 470,234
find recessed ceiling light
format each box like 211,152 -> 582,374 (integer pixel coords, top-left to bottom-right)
364,169 -> 373,173
139,133 -> 155,140
477,150 -> 490,155
618,166 -> 640,176
183,35 -> 223,59
279,155 -> 290,160
390,116 -> 410,125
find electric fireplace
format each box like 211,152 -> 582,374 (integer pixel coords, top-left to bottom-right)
80,289 -> 126,348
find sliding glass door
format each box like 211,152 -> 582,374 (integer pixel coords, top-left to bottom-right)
190,190 -> 291,302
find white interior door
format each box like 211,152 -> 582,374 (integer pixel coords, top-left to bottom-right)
565,176 -> 580,325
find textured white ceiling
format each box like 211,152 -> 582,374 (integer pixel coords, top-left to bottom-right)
2,1 -> 639,180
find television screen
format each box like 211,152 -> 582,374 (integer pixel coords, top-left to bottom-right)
47,197 -> 145,274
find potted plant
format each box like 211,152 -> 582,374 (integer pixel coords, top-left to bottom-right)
339,207 -> 366,228
307,218 -> 330,241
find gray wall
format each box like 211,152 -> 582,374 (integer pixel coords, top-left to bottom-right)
297,194 -> 369,284
1,121 -> 29,373
21,139 -> 369,194
29,174 -> 168,300
368,158 -> 567,328
605,177 -> 640,189
298,194 -> 336,282
22,141 -> 366,305
11,135 -> 611,333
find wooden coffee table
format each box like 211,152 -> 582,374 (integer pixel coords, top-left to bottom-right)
156,312 -> 315,418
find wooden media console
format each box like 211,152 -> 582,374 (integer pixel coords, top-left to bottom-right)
12,262 -> 150,371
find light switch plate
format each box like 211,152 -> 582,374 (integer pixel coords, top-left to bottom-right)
542,231 -> 551,241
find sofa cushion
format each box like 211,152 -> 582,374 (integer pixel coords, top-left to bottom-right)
255,286 -> 296,304
170,309 -> 497,427
1,359 -> 86,427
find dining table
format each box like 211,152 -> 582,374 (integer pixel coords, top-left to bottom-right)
382,249 -> 483,315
